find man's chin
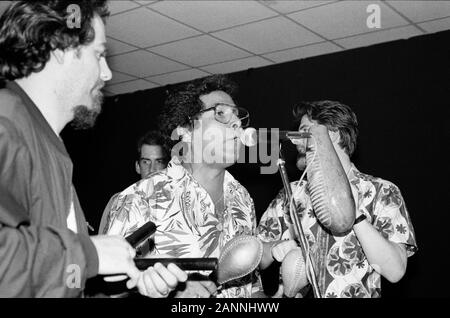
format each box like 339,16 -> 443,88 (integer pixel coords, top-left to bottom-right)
71,105 -> 101,130
70,93 -> 104,129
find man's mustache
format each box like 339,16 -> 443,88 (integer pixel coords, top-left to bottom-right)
94,81 -> 105,90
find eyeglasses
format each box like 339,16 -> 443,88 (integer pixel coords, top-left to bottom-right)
190,103 -> 250,128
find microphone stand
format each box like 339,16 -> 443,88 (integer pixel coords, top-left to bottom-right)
277,144 -> 321,298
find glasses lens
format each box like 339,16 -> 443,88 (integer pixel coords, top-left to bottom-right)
214,104 -> 249,127
214,104 -> 233,123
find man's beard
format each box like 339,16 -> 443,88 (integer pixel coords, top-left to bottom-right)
70,89 -> 104,130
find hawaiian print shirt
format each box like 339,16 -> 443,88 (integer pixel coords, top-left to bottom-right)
257,163 -> 417,298
105,157 -> 260,298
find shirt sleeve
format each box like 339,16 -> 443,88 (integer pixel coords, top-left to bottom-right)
0,119 -> 95,297
257,187 -> 290,243
372,181 -> 418,257
98,193 -> 119,234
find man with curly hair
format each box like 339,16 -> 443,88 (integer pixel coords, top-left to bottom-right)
257,100 -> 417,298
105,74 -> 262,298
0,1 -> 186,297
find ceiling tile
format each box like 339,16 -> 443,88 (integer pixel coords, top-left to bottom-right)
261,0 -> 337,14
0,1 -> 11,15
200,56 -> 272,74
135,1 -> 158,5
103,90 -> 114,97
108,1 -> 141,15
418,17 -> 450,33
388,1 -> 450,23
108,72 -> 138,85
106,37 -> 137,56
106,79 -> 158,95
150,1 -> 278,32
335,25 -> 422,49
147,69 -> 210,85
262,42 -> 342,63
106,7 -> 200,48
289,1 -> 409,40
108,50 -> 187,77
149,35 -> 251,67
212,16 -> 323,54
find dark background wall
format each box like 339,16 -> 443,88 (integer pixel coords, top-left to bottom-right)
62,30 -> 450,297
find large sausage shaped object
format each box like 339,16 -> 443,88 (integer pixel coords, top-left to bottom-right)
305,126 -> 355,233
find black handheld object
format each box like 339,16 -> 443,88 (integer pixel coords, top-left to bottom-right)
125,221 -> 218,272
134,258 -> 218,271
125,221 -> 157,248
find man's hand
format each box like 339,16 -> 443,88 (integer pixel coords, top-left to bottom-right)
260,240 -> 299,270
306,123 -> 329,150
91,235 -> 141,286
173,274 -> 218,298
137,263 -> 188,298
271,240 -> 298,262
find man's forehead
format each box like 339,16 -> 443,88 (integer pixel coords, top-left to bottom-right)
92,15 -> 107,45
299,115 -> 315,127
141,144 -> 164,156
200,91 -> 234,106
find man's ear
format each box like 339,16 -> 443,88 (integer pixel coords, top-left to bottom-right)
135,161 -> 141,175
176,126 -> 192,143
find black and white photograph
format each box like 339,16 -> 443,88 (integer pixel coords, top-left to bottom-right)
0,0 -> 448,307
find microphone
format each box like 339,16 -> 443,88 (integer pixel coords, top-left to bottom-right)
240,127 -> 258,147
240,128 -> 311,147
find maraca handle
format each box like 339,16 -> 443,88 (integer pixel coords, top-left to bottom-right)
134,258 -> 218,271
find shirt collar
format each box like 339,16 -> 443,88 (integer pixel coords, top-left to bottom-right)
347,162 -> 360,183
165,156 -> 237,192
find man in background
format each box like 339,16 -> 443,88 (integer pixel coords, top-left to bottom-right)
258,100 -> 417,298
98,130 -> 170,234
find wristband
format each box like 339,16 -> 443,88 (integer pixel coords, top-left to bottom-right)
353,214 -> 367,226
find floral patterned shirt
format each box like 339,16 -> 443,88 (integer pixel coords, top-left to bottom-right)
105,157 -> 260,298
257,163 -> 417,298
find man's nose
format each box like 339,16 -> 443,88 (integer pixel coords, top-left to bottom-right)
100,58 -> 112,82
150,162 -> 158,173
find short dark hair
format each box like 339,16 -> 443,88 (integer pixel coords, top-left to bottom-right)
137,130 -> 170,162
293,100 -> 358,156
158,74 -> 238,148
0,0 -> 109,80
